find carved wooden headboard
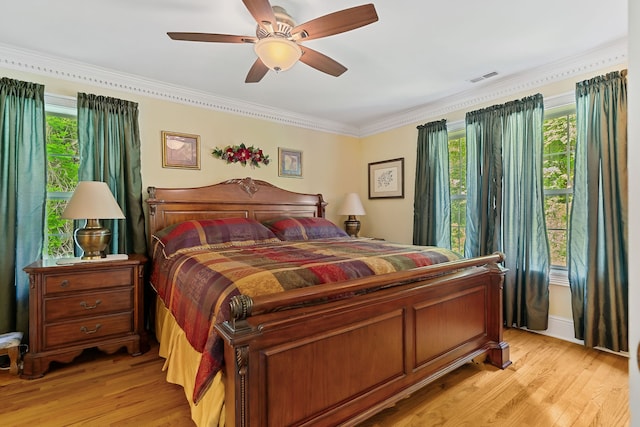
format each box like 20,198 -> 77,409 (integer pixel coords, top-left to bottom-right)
146,177 -> 327,238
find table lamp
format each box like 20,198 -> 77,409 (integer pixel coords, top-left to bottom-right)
62,181 -> 125,260
338,193 -> 366,237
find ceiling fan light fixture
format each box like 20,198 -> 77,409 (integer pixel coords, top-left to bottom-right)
254,37 -> 301,72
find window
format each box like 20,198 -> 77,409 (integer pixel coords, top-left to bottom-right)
542,107 -> 576,269
446,105 -> 576,268
448,132 -> 466,255
44,98 -> 79,259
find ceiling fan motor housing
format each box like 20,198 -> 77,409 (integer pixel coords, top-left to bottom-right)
168,2 -> 378,82
256,6 -> 296,39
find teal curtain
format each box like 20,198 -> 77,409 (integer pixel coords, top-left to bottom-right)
569,70 -> 628,351
413,119 -> 451,248
0,78 -> 46,335
465,94 -> 550,330
465,107 -> 503,257
77,93 -> 147,255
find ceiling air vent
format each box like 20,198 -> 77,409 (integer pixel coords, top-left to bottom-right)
470,71 -> 498,83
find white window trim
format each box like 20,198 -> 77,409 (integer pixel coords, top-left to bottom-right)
45,93 -> 76,115
446,91 -> 577,277
549,267 -> 570,287
445,91 -> 575,134
43,93 -> 78,260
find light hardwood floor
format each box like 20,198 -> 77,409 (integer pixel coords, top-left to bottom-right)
0,328 -> 629,426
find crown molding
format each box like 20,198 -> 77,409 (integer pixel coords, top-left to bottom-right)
0,43 -> 359,137
0,38 -> 627,139
357,37 -> 628,137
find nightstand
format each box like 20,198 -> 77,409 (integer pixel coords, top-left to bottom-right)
21,254 -> 148,378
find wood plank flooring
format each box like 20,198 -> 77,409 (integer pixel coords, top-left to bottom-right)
0,328 -> 629,426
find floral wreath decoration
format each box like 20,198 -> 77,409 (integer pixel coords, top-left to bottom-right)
212,143 -> 270,168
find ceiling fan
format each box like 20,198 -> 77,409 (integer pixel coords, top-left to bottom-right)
167,0 -> 378,83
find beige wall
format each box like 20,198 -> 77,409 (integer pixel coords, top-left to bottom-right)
0,59 -> 625,330
358,64 -> 626,244
358,63 -> 626,324
0,66 -> 360,226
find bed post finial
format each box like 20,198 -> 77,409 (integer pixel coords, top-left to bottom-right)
230,294 -> 253,319
226,294 -> 254,333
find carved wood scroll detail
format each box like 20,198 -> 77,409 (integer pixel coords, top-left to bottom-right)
236,346 -> 249,427
147,186 -> 157,216
225,177 -> 259,198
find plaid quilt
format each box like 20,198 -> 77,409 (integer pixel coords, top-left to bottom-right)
150,238 -> 460,403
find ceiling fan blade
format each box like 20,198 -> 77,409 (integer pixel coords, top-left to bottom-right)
242,0 -> 277,31
245,58 -> 270,83
299,46 -> 347,77
291,4 -> 378,41
168,32 -> 256,43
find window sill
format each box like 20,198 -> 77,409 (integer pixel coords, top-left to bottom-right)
549,268 -> 570,287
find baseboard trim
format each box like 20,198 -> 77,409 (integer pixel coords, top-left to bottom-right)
523,315 -> 583,345
524,316 -> 630,357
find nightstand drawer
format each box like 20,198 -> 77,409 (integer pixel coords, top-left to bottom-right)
44,313 -> 134,349
22,254 -> 147,378
45,289 -> 133,322
44,268 -> 133,295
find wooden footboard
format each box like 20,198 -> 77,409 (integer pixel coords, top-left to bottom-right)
216,253 -> 510,426
146,179 -> 510,426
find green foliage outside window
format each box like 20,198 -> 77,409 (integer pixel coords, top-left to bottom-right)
449,135 -> 466,256
45,113 -> 79,258
542,113 -> 576,267
447,110 -> 575,267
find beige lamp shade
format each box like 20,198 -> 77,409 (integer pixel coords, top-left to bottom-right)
338,193 -> 366,216
338,193 -> 365,237
62,181 -> 125,220
254,37 -> 302,72
62,181 -> 125,260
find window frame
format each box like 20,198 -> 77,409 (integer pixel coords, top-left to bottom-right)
443,94 -> 575,285
542,103 -> 576,285
43,94 -> 78,260
447,127 -> 466,256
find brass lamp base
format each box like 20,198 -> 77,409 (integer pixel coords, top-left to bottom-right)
75,219 -> 111,260
344,215 -> 361,237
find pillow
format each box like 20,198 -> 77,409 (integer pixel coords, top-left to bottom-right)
262,217 -> 349,241
152,218 -> 280,257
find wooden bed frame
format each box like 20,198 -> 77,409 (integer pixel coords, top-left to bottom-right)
147,178 -> 510,427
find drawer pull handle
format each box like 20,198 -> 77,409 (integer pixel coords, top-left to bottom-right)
80,324 -> 102,335
80,300 -> 102,310
59,280 -> 69,288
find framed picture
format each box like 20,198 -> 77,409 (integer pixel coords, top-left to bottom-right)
162,131 -> 200,169
368,157 -> 404,199
278,148 -> 302,178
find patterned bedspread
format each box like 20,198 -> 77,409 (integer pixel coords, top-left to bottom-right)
150,237 -> 460,403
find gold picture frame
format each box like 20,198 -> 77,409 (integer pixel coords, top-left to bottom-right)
278,148 -> 302,178
162,131 -> 200,169
368,157 -> 404,199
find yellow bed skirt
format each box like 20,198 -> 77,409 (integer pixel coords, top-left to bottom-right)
155,296 -> 226,426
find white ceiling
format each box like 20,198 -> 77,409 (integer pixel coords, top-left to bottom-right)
0,0 -> 628,136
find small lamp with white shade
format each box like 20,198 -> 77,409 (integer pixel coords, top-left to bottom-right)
62,181 -> 125,260
338,193 -> 366,237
